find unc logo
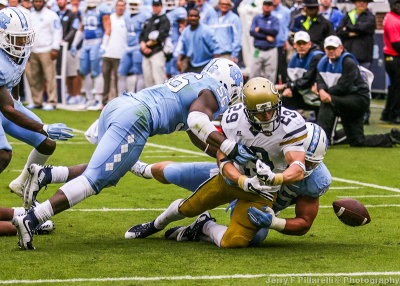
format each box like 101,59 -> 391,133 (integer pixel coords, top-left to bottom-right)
230,66 -> 243,87
0,13 -> 11,30
208,63 -> 218,74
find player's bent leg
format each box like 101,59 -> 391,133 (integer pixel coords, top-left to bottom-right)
0,221 -> 17,236
0,149 -> 12,174
221,199 -> 272,248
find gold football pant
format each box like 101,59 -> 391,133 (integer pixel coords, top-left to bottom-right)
179,174 -> 273,248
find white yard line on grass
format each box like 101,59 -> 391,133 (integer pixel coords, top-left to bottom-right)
66,204 -> 400,212
330,187 -> 361,190
332,177 -> 400,193
338,195 -> 400,198
1,272 -> 400,284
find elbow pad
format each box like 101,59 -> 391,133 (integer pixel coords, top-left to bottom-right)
187,111 -> 218,143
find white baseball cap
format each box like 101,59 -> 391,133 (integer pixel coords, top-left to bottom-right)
294,31 -> 310,43
324,35 -> 342,48
0,0 -> 8,6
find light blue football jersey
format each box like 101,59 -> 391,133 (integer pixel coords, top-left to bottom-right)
129,72 -> 230,136
125,11 -> 151,47
83,6 -> 111,40
273,162 -> 332,213
0,49 -> 28,95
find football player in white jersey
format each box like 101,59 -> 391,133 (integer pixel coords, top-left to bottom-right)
125,77 -> 308,248
129,122 -> 331,246
0,8 -> 73,196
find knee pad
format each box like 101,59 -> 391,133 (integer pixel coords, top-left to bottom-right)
60,175 -> 96,207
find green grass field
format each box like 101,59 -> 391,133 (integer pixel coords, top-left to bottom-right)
0,100 -> 399,285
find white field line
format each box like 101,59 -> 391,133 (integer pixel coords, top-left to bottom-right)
338,195 -> 400,198
332,177 -> 400,193
66,204 -> 400,212
1,272 -> 400,284
330,187 -> 361,190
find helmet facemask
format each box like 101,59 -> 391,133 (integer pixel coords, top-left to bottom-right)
245,100 -> 281,134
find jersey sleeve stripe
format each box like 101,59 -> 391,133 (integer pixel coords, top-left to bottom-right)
280,133 -> 307,146
282,124 -> 307,139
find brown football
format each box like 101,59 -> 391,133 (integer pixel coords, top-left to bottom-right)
332,198 -> 371,227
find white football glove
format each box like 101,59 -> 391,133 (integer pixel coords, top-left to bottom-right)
256,159 -> 276,185
242,176 -> 274,201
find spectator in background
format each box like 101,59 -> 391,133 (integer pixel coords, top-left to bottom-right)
249,0 -> 279,81
212,0 -> 242,64
70,0 -> 111,110
381,0 -> 400,124
271,0 -> 290,83
276,31 -> 323,116
119,0 -> 151,93
101,0 -> 126,107
8,0 -> 30,13
21,0 -> 31,9
319,0 -> 343,30
56,0 -> 81,105
195,0 -> 217,25
316,36 -> 400,147
336,0 -> 375,69
140,0 -> 170,87
177,8 -> 220,73
166,0 -> 188,78
26,0 -> 62,110
291,0 -> 333,49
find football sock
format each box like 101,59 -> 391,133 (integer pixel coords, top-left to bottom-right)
154,199 -> 185,229
11,207 -> 26,218
144,164 -> 154,179
50,166 -> 69,184
60,176 -> 96,207
32,200 -> 54,226
83,76 -> 93,100
202,220 -> 227,247
16,149 -> 50,184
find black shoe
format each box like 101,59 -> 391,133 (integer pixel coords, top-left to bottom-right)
164,226 -> 185,240
176,211 -> 215,242
390,128 -> 400,144
125,221 -> 160,239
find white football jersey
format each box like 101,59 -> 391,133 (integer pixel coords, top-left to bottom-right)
221,103 -> 307,177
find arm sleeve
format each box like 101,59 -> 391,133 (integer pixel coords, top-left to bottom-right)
327,56 -> 359,95
51,13 -> 63,50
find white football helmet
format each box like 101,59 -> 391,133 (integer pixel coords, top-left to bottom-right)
0,7 -> 35,60
201,58 -> 243,103
86,0 -> 101,8
162,0 -> 178,10
303,122 -> 328,177
127,0 -> 143,14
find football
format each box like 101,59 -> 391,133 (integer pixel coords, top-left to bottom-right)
332,198 -> 371,227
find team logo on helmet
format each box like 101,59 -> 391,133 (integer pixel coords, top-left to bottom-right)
0,13 -> 11,29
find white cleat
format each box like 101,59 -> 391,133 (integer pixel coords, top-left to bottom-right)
12,214 -> 35,250
23,164 -> 51,209
9,178 -> 25,198
131,160 -> 151,179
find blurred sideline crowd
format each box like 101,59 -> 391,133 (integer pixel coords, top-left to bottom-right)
1,0 -> 400,145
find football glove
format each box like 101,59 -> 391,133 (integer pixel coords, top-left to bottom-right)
221,139 -> 257,165
70,46 -> 77,57
248,206 -> 286,231
43,123 -> 74,141
242,176 -> 274,200
256,159 -> 276,185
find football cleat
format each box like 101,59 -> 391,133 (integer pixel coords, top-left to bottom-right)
164,226 -> 185,240
176,211 -> 215,242
131,160 -> 151,179
390,128 -> 400,144
125,221 -> 160,239
33,220 -> 55,235
8,177 -> 25,198
23,164 -> 53,209
12,214 -> 35,250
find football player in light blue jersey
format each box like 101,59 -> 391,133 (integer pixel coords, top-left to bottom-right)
70,0 -> 111,110
128,122 -> 331,246
0,7 -> 73,197
118,0 -> 151,94
165,0 -> 187,77
14,58 -> 257,250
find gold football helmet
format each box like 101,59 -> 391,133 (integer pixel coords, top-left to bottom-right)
242,77 -> 281,134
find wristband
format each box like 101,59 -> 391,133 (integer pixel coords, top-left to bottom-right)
220,139 -> 236,156
289,160 -> 306,172
271,217 -> 286,231
237,175 -> 248,190
219,159 -> 231,175
272,173 -> 283,186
